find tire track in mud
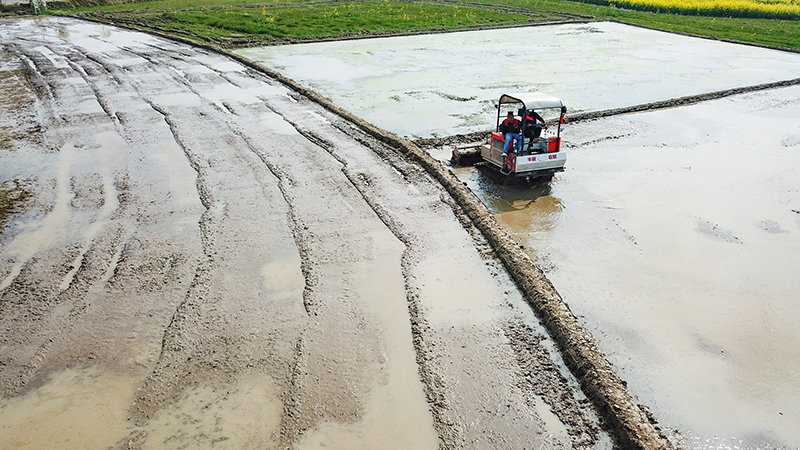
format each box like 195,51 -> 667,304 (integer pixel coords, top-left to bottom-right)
296,133 -> 466,447
0,44 -> 133,396
29,41 -> 214,427
226,117 -> 388,448
127,100 -> 220,425
263,109 -> 467,447
267,95 -> 605,448
219,147 -> 319,448
3,36 -> 207,442
0,225 -> 126,394
67,44 -> 285,434
215,47 -> 672,450
64,35 -> 372,447
219,102 -> 319,318
197,104 -> 333,446
102,48 -> 387,447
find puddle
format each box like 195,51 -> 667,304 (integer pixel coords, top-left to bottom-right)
295,228 -> 439,449
0,130 -> 132,291
0,366 -> 286,450
141,375 -> 283,450
0,367 -> 139,449
0,142 -> 77,290
236,21 -> 800,138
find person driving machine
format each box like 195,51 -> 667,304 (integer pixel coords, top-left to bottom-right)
521,108 -> 546,151
498,111 -> 522,155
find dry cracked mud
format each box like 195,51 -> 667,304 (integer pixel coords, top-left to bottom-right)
0,17 -> 606,450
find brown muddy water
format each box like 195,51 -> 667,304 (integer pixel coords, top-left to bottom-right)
440,86 -> 800,449
0,17 -> 604,450
239,23 -> 800,449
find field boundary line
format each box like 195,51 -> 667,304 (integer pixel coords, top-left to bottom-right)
567,77 -> 800,122
414,76 -> 800,148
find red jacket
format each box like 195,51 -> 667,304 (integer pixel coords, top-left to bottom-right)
499,117 -> 520,134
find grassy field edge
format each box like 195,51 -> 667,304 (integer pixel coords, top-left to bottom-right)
13,0 -> 792,52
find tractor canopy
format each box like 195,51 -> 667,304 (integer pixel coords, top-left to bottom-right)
498,92 -> 564,111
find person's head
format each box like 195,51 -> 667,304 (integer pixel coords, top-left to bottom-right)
518,107 -> 526,116
506,111 -> 514,119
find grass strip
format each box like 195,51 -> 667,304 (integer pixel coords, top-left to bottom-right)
53,0 -> 312,12
67,1 -> 568,46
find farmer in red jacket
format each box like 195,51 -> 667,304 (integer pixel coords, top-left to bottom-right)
498,111 -> 521,155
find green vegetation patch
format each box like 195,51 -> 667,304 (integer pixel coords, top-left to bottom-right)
459,0 -> 800,51
167,2 -> 532,36
70,1 -> 562,47
0,181 -> 30,232
56,0 -> 312,13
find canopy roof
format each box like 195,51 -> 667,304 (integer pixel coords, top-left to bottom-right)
498,92 -> 563,111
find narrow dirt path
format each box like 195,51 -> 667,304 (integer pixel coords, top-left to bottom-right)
0,17 -> 600,450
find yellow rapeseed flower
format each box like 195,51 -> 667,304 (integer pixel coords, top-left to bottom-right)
609,0 -> 800,18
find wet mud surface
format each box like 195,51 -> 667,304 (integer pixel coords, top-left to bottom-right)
0,17 -> 604,450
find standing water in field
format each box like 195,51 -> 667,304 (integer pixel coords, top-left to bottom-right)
239,22 -> 800,448
236,21 -> 800,139
456,85 -> 800,448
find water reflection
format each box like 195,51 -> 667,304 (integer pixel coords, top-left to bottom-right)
458,167 -> 564,236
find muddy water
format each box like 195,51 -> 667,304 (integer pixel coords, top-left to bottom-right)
236,21 -> 800,139
237,22 -> 800,448
452,86 -> 800,448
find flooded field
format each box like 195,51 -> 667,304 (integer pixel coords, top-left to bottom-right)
455,86 -> 800,449
239,24 -> 800,449
236,21 -> 800,139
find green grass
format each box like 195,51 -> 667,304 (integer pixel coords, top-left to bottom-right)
47,0 -> 800,51
165,2 -> 533,37
61,0 -> 312,12
59,1 -> 559,46
463,0 -> 800,50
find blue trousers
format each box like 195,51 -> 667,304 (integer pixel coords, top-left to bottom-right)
503,133 -> 522,154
